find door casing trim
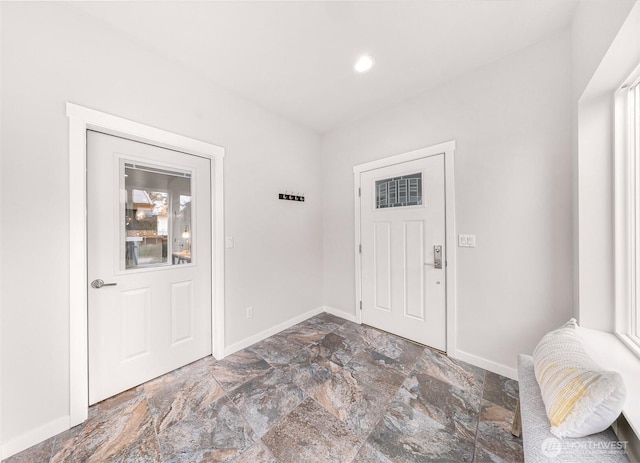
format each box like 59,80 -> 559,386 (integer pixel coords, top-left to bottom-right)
66,102 -> 225,426
353,140 -> 456,355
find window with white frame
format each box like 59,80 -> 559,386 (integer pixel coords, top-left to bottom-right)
615,65 -> 640,353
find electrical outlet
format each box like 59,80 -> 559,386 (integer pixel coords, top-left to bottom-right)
246,306 -> 253,319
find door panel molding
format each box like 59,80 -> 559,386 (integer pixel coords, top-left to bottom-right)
120,287 -> 152,362
170,281 -> 194,346
403,220 -> 425,322
67,102 -> 225,427
374,222 -> 392,311
353,141 -> 456,354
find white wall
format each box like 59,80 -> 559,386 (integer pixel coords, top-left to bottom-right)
322,32 -> 574,376
571,0 -> 637,330
571,1 -> 637,102
0,2 -> 322,452
0,3 -> 4,456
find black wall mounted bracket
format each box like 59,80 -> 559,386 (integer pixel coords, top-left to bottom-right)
278,192 -> 305,202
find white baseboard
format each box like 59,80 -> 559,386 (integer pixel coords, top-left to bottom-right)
1,415 -> 70,460
223,306 -> 325,357
322,306 -> 358,323
454,349 -> 518,380
222,306 -> 359,358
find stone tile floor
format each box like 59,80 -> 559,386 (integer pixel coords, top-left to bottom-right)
4,313 -> 523,462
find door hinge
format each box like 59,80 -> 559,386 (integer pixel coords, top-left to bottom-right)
359,300 -> 362,311
359,244 -> 362,254
358,187 -> 361,197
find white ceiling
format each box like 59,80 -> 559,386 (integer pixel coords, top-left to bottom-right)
73,1 -> 580,134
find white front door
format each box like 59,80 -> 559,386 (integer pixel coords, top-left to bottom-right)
87,130 -> 212,404
360,154 -> 446,350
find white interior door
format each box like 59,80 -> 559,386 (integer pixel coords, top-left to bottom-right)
360,154 -> 446,350
87,130 -> 212,404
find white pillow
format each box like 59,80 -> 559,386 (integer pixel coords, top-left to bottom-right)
532,318 -> 626,438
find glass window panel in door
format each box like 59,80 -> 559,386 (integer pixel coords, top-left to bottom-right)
121,161 -> 192,270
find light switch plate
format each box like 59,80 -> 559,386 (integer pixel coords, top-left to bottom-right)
458,234 -> 476,247
225,237 -> 234,249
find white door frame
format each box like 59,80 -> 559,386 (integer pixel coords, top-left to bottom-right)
353,141 -> 456,355
66,103 -> 225,427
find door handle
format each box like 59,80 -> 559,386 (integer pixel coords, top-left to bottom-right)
424,245 -> 443,269
91,279 -> 117,289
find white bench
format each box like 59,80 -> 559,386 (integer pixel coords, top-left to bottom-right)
513,354 -> 629,462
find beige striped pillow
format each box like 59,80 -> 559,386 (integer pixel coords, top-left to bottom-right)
532,319 -> 626,438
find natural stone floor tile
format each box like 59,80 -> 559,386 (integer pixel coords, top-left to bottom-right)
475,399 -> 523,463
415,348 -> 486,397
365,334 -> 425,376
51,386 -> 161,463
305,312 -> 349,330
290,347 -> 338,396
288,345 -> 399,437
308,331 -> 358,366
311,322 -> 384,367
318,363 -> 373,423
397,372 -> 482,442
324,362 -> 393,434
248,334 -> 306,365
230,440 -> 279,463
347,349 -> 408,390
483,371 -> 519,412
272,312 -> 346,349
145,359 -> 226,436
367,399 -> 476,463
210,349 -> 271,392
277,321 -> 331,345
473,444 -> 512,463
351,442 -> 394,463
262,398 -> 363,463
3,437 -> 55,463
336,322 -> 384,349
164,448 -> 240,463
3,314 -> 523,463
229,367 -> 307,437
153,396 -> 256,461
119,434 -> 163,463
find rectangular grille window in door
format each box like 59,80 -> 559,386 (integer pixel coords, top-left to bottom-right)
88,130 -> 212,405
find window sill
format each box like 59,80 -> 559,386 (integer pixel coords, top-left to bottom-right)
616,332 -> 640,360
579,327 -> 640,438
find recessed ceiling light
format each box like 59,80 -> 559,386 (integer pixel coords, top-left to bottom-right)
354,55 -> 374,73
